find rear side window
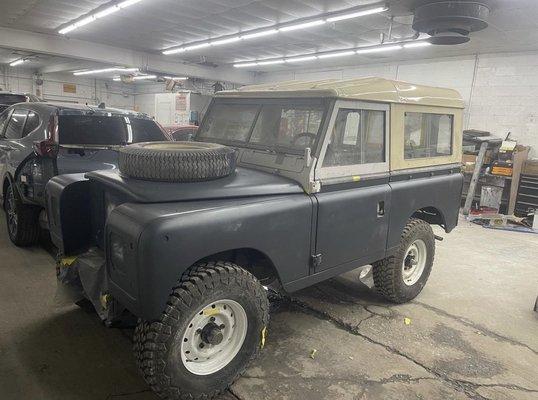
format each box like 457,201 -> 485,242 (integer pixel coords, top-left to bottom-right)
4,110 -> 28,139
128,118 -> 167,142
0,94 -> 26,105
23,111 -> 40,136
59,115 -> 126,145
323,108 -> 385,167
404,112 -> 453,159
0,109 -> 12,136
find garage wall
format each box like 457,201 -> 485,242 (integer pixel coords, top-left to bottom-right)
256,51 -> 538,157
133,80 -> 239,118
0,66 -> 135,109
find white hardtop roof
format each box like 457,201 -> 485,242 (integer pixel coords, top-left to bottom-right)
217,77 -> 464,109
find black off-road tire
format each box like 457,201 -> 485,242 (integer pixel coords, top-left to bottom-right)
133,261 -> 269,400
4,184 -> 40,247
372,218 -> 435,303
119,142 -> 237,182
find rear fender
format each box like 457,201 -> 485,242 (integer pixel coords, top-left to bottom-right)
387,171 -> 463,253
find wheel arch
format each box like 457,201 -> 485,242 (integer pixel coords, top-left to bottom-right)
411,206 -> 447,231
192,247 -> 283,288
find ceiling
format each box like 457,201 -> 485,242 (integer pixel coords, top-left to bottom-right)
1,0 -> 538,75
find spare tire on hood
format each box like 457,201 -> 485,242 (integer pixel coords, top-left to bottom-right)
118,142 -> 237,182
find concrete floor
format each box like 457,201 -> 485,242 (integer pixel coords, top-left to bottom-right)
0,213 -> 537,400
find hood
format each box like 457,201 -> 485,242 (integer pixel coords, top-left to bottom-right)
85,167 -> 304,203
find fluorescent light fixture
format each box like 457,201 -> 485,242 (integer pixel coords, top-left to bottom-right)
234,62 -> 258,68
211,36 -> 241,46
9,59 -> 26,67
257,59 -> 285,66
58,0 -> 144,34
326,6 -> 388,22
163,47 -> 186,55
114,74 -> 155,81
403,41 -> 432,48
279,19 -> 325,32
318,50 -> 355,59
163,76 -> 188,80
132,75 -> 157,80
240,29 -> 279,40
232,39 -> 430,69
286,55 -> 318,63
356,45 -> 402,54
183,42 -> 211,51
95,6 -> 120,19
162,4 -> 392,56
73,67 -> 139,76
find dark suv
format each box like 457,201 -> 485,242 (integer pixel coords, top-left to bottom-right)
47,78 -> 464,400
0,102 -> 170,246
0,91 -> 41,114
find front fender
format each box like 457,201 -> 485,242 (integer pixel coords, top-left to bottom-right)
106,194 -> 313,320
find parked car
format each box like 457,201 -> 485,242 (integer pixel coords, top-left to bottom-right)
0,91 -> 41,113
0,102 -> 170,246
163,124 -> 198,141
47,78 -> 464,400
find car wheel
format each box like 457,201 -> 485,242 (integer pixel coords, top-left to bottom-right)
4,184 -> 40,247
133,261 -> 269,400
372,218 -> 435,303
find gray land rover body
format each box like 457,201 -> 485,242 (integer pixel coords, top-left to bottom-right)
47,78 -> 464,400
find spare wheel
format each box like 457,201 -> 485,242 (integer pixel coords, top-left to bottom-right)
118,142 -> 237,182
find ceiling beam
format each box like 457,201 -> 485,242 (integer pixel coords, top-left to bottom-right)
0,27 -> 255,84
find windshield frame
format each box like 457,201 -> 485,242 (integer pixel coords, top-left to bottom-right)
196,97 -> 331,155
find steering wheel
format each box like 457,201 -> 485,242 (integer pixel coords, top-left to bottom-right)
292,132 -> 317,146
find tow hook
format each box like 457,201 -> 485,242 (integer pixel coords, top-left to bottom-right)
434,235 -> 444,241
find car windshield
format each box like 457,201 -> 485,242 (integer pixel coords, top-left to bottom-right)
0,94 -> 27,105
58,115 -> 167,145
197,99 -> 327,153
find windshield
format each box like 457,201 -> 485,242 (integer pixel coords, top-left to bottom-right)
58,115 -> 167,145
0,94 -> 26,105
197,98 -> 328,153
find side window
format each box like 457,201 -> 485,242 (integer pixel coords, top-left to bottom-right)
404,112 -> 453,159
23,111 -> 40,137
4,109 -> 28,140
0,109 -> 12,137
323,108 -> 385,167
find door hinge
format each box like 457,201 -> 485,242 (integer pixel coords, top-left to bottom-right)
311,254 -> 323,269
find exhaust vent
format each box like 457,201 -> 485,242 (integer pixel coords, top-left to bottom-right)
412,1 -> 490,45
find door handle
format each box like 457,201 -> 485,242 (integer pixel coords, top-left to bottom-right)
377,201 -> 385,217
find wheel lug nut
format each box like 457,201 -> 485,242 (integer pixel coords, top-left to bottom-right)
220,324 -> 225,329
196,329 -> 202,334
199,343 -> 205,348
210,317 -> 215,322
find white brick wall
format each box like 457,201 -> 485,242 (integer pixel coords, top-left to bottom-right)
256,51 -> 538,157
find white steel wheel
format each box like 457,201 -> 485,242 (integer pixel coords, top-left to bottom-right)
180,299 -> 248,376
402,239 -> 427,286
